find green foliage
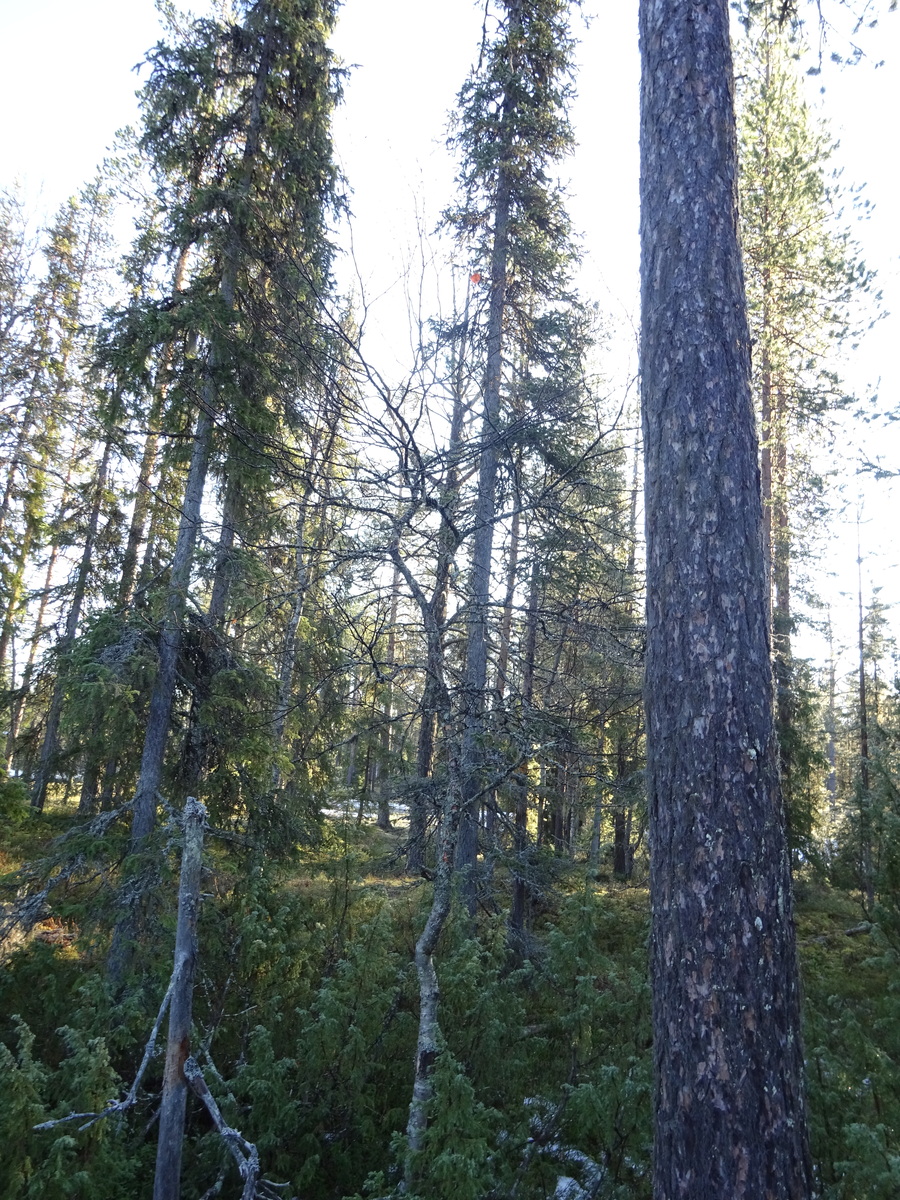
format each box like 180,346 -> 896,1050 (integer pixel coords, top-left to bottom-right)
0,1018 -> 48,1199
416,1050 -> 499,1200
0,770 -> 28,825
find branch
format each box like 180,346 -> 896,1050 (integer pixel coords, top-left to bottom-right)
183,1057 -> 294,1200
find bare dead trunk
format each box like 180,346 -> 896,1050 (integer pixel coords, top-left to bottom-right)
152,797 -> 206,1200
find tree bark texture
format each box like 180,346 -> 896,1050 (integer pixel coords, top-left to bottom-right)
153,797 -> 206,1200
639,2 -> 812,1196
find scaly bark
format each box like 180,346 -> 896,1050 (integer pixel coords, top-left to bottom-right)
639,1 -> 812,1194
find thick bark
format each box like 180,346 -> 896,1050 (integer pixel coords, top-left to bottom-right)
639,2 -> 812,1195
152,797 -> 206,1200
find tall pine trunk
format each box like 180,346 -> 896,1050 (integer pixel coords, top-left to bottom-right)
639,1 -> 812,1193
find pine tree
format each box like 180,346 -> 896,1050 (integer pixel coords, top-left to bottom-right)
639,0 -> 812,1191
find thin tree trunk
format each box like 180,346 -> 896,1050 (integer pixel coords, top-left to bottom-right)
824,610 -> 837,821
389,547 -> 461,1187
639,1 -> 812,1194
206,474 -> 242,631
375,563 -> 400,832
612,736 -> 629,880
272,497 -> 312,755
31,439 -> 112,811
494,486 -> 522,700
408,340 -> 466,874
130,406 -> 214,844
457,164 -> 512,915
509,556 -> 538,942
152,797 -> 206,1200
127,21 -> 275,849
857,530 -> 874,911
118,244 -> 191,609
588,721 -> 606,874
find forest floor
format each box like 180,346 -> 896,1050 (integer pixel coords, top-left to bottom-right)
1,798 -> 898,1200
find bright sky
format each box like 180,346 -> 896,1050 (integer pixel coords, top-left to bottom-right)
0,0 -> 897,674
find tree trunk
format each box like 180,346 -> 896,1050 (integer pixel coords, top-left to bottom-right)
857,535 -> 874,911
408,333 -> 466,874
127,20 -> 275,848
612,735 -> 629,880
588,722 -> 606,874
31,438 -> 112,811
375,564 -> 401,832
457,164 -> 511,915
639,2 -> 812,1194
206,474 -> 242,631
389,548 -> 462,1188
152,797 -> 206,1200
509,556 -> 538,942
130,406 -> 214,844
118,244 -> 191,609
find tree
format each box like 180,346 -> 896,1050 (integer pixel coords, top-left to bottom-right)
444,0 -> 582,914
638,0 -> 813,1193
123,0 -> 342,849
736,0 -> 875,850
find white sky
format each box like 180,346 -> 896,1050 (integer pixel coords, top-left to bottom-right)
0,0 -> 897,676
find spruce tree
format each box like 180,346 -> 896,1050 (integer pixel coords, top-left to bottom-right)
443,0 -> 582,914
121,0 -> 342,850
736,0 -> 875,851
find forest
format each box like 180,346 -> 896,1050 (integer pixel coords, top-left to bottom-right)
1,0 -> 898,1197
